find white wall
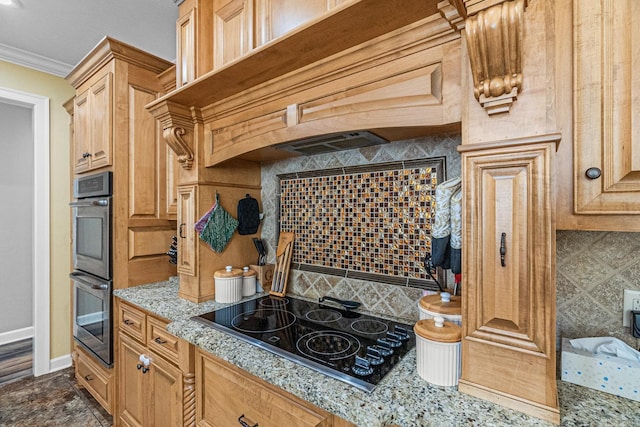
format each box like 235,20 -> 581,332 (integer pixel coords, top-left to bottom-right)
0,101 -> 33,334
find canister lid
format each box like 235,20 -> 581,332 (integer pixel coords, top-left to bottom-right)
414,316 -> 461,343
242,266 -> 257,277
419,292 -> 461,316
214,265 -> 242,278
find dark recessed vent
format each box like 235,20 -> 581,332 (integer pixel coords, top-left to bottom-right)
276,131 -> 389,155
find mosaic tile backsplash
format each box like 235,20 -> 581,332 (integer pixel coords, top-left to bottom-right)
278,158 -> 443,286
261,133 -> 461,321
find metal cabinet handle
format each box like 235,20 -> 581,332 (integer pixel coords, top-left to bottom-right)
238,414 -> 258,427
585,167 -> 601,179
137,363 -> 143,370
500,232 -> 507,267
123,319 -> 134,326
179,223 -> 186,238
142,367 -> 149,374
84,374 -> 93,381
82,152 -> 92,159
154,337 -> 167,345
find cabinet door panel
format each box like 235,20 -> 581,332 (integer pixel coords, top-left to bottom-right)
118,334 -> 146,427
128,84 -> 159,218
177,185 -> 197,275
73,89 -> 91,172
148,351 -> 183,427
256,0 -> 332,45
213,0 -> 252,68
459,140 -> 558,417
89,72 -> 113,169
574,0 -> 640,213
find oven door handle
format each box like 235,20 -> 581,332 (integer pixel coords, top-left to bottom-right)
70,272 -> 110,290
69,199 -> 110,207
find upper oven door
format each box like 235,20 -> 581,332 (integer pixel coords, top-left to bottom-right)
71,271 -> 112,367
70,197 -> 111,280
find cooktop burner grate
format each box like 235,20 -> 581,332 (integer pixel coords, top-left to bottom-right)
192,295 -> 415,392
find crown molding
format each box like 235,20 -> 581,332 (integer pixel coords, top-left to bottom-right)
0,43 -> 72,77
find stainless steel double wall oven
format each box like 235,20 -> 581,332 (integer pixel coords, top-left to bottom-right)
70,171 -> 113,367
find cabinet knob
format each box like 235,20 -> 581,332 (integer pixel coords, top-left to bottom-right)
82,152 -> 92,159
238,414 -> 258,427
585,167 -> 601,179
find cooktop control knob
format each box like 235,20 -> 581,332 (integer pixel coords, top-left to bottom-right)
385,332 -> 404,347
352,356 -> 374,377
379,336 -> 401,349
365,347 -> 384,366
393,326 -> 410,341
375,340 -> 393,357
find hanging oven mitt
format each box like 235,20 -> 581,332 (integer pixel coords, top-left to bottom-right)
198,194 -> 238,253
431,176 -> 461,267
449,186 -> 462,275
237,194 -> 260,235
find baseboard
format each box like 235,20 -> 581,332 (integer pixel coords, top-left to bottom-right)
49,354 -> 73,373
0,327 -> 34,346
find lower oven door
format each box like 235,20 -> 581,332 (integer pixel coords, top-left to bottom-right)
71,271 -> 112,367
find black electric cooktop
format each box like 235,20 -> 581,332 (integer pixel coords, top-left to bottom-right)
192,295 -> 415,392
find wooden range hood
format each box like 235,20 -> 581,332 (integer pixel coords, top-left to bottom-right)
146,0 -> 466,168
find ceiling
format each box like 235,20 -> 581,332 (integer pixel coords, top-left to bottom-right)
0,0 -> 179,77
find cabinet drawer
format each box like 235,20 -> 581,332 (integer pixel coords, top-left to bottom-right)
75,345 -> 113,415
147,316 -> 183,365
119,302 -> 147,344
197,350 -> 332,427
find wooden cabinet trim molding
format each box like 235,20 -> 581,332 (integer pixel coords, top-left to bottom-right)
147,101 -> 196,170
464,0 -> 527,115
457,132 -> 561,152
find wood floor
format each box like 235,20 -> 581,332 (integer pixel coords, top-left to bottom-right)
0,338 -> 32,384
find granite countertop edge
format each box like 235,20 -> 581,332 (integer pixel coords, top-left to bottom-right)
114,280 -> 640,427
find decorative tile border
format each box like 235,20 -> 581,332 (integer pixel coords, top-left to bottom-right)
277,158 -> 445,290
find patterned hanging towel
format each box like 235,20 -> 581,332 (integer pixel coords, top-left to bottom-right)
449,187 -> 462,274
431,176 -> 461,268
197,194 -> 238,253
194,197 -> 218,234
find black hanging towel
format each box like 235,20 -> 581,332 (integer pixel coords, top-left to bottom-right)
237,194 -> 260,235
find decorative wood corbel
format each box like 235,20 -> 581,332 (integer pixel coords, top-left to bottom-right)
147,100 -> 195,170
464,0 -> 527,115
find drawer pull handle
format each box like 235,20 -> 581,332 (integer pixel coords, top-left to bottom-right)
179,223 -> 186,238
238,414 -> 258,427
137,363 -> 143,370
154,337 -> 167,345
142,367 -> 149,374
84,374 -> 93,381
500,232 -> 507,267
123,319 -> 134,326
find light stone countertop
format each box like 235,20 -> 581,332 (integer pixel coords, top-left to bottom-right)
114,280 -> 640,427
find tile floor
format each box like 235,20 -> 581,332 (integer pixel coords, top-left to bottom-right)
0,367 -> 112,427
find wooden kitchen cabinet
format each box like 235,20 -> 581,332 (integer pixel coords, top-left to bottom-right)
67,36 -> 177,289
573,0 -> 640,214
196,349 -> 351,427
74,345 -> 114,415
457,136 -> 560,423
116,299 -> 195,427
73,72 -> 112,173
177,185 -> 197,277
213,0 -> 253,68
254,0 -> 342,46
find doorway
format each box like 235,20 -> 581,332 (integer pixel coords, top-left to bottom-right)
0,87 -> 50,377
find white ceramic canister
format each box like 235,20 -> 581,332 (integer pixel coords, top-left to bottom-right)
214,266 -> 243,303
418,292 -> 462,325
242,266 -> 257,297
414,316 -> 462,387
